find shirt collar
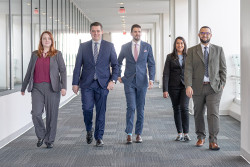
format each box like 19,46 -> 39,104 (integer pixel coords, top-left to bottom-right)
92,40 -> 102,45
200,43 -> 210,49
132,40 -> 141,46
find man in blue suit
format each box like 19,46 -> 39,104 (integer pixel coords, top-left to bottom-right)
72,22 -> 119,147
118,24 -> 155,144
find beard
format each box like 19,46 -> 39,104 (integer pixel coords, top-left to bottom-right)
200,38 -> 210,44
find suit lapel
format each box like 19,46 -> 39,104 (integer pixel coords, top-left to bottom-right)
197,45 -> 204,63
209,44 -> 214,65
87,40 -> 95,64
128,42 -> 135,62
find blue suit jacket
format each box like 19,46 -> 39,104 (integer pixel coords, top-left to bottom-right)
118,41 -> 155,88
72,40 -> 119,89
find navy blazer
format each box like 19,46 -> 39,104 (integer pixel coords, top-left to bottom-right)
118,41 -> 155,88
72,40 -> 119,89
163,54 -> 186,92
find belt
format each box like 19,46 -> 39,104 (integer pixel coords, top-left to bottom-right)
203,82 -> 210,84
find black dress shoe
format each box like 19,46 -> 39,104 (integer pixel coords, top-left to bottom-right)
96,139 -> 104,147
86,129 -> 93,144
37,139 -> 44,147
46,143 -> 54,149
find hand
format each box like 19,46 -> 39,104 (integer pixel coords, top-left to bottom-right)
148,80 -> 154,90
163,92 -> 169,98
61,89 -> 66,96
107,81 -> 115,90
21,92 -> 25,96
72,85 -> 79,94
186,86 -> 193,98
118,77 -> 122,83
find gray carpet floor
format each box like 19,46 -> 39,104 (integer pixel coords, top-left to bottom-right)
0,83 -> 249,167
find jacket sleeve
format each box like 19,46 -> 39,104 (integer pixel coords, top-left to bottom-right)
72,44 -> 83,86
21,54 -> 34,92
118,45 -> 125,77
219,47 -> 227,87
162,54 -> 171,92
184,48 -> 193,88
57,51 -> 67,90
109,43 -> 119,81
147,45 -> 155,81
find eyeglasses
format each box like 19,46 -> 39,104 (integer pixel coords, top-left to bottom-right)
199,32 -> 211,36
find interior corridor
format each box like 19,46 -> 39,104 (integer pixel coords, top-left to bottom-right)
0,83 -> 248,166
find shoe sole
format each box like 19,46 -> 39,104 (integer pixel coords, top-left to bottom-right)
126,141 -> 132,144
209,147 -> 220,150
96,144 -> 104,147
135,140 -> 142,143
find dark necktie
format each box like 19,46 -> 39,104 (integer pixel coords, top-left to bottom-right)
93,42 -> 98,79
204,46 -> 209,77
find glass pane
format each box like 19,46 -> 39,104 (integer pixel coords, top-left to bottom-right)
23,0 -> 32,79
32,0 -> 40,51
0,0 -> 9,91
12,0 -> 22,87
47,0 -> 52,32
41,0 -> 46,32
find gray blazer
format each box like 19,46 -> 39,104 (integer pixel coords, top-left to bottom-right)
21,50 -> 67,92
184,44 -> 227,95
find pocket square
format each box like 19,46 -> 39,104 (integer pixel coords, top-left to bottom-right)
144,50 -> 148,52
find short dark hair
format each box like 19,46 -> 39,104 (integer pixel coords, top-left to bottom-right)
131,24 -> 141,32
90,22 -> 103,31
199,26 -> 212,33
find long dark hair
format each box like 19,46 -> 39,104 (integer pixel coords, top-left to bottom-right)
170,36 -> 187,60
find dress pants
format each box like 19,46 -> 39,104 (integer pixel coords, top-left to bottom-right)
31,82 -> 60,144
192,84 -> 222,143
168,85 -> 190,133
81,80 -> 109,140
124,78 -> 147,135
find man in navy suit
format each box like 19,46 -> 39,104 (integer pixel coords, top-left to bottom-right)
118,24 -> 155,144
72,22 -> 119,147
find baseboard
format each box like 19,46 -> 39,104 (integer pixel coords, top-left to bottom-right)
241,147 -> 250,164
0,122 -> 33,149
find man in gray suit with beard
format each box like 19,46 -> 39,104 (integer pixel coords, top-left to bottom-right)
185,26 -> 227,150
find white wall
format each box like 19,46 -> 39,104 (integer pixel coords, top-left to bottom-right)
198,0 -> 240,113
175,0 -> 189,43
0,76 -> 75,149
241,0 -> 250,162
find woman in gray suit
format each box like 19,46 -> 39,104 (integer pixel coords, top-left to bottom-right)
21,31 -> 67,148
163,37 -> 190,142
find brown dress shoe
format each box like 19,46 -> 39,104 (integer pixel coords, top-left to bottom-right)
127,135 -> 132,144
196,139 -> 205,147
135,135 -> 142,143
209,142 -> 220,150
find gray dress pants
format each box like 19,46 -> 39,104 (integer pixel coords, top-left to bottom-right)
192,84 -> 222,143
31,82 -> 60,144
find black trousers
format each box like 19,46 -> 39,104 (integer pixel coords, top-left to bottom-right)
168,86 -> 190,133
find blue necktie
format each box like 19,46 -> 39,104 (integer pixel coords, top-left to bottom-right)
93,42 -> 98,79
204,47 -> 209,77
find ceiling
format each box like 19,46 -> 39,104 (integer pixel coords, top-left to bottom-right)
73,0 -> 169,33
